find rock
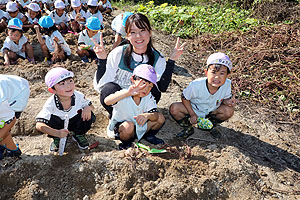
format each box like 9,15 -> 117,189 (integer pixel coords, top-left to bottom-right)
207,144 -> 218,151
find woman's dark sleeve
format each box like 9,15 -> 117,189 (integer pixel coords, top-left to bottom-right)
95,59 -> 107,84
157,59 -> 175,92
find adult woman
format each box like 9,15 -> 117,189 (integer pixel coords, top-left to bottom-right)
93,13 -> 185,116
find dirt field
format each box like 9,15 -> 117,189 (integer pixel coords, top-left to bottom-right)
0,9 -> 299,200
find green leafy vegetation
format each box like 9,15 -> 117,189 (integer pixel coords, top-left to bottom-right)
130,1 -> 260,37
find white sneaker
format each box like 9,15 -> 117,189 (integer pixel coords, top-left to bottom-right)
106,122 -> 115,139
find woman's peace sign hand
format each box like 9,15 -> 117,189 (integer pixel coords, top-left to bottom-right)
92,32 -> 107,59
169,37 -> 186,61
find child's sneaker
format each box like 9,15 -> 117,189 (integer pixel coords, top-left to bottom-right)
118,141 -> 132,150
209,126 -> 222,139
49,138 -> 60,152
81,56 -> 89,63
72,134 -> 89,149
5,144 -> 22,158
0,145 -> 5,160
176,125 -> 194,138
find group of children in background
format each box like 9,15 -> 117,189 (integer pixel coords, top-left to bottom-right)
1,0 -> 112,65
0,7 -> 236,160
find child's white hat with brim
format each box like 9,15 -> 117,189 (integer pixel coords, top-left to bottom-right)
207,52 -> 232,71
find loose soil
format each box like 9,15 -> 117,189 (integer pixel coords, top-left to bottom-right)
0,8 -> 299,200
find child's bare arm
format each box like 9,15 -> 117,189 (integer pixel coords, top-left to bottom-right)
36,122 -> 69,138
34,25 -> 45,45
104,89 -> 131,106
3,49 -> 10,65
135,112 -> 158,126
181,96 -> 197,124
81,105 -> 94,121
105,79 -> 146,105
222,98 -> 236,107
112,34 -> 122,50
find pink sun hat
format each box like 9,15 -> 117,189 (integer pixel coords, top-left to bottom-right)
45,67 -> 74,88
133,64 -> 158,88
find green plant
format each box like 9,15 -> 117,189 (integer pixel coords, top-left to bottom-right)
131,1 -> 260,38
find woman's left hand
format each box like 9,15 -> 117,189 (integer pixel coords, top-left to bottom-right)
169,37 -> 186,61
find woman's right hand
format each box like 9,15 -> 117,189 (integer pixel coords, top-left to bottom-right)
92,32 -> 107,59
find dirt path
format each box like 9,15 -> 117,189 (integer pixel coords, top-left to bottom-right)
0,10 -> 299,200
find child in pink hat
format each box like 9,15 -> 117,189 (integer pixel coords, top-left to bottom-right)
169,52 -> 236,139
36,66 -> 96,153
104,64 -> 165,150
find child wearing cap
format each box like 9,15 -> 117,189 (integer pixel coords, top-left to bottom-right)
0,75 -> 30,160
1,18 -> 35,65
169,52 -> 236,138
3,1 -> 27,24
85,0 -> 103,26
34,16 -> 71,64
77,16 -> 102,63
104,64 -> 165,150
111,12 -> 133,49
68,0 -> 87,34
36,67 -> 96,152
23,3 -> 41,31
48,0 -> 70,33
98,0 -> 112,16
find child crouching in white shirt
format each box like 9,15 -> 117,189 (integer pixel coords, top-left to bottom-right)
104,64 -> 165,150
77,17 -> 103,63
36,67 -> 96,153
1,18 -> 35,65
34,16 -> 71,64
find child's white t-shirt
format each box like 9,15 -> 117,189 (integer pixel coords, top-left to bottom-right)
4,12 -> 25,22
69,9 -> 87,25
25,13 -> 39,24
49,10 -> 70,25
78,29 -> 100,48
108,90 -> 157,140
85,10 -> 103,25
98,0 -> 112,9
111,13 -> 126,37
43,30 -> 71,55
1,35 -> 28,58
93,46 -> 166,92
182,77 -> 232,118
0,10 -> 5,19
36,90 -> 91,123
0,75 -> 30,122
